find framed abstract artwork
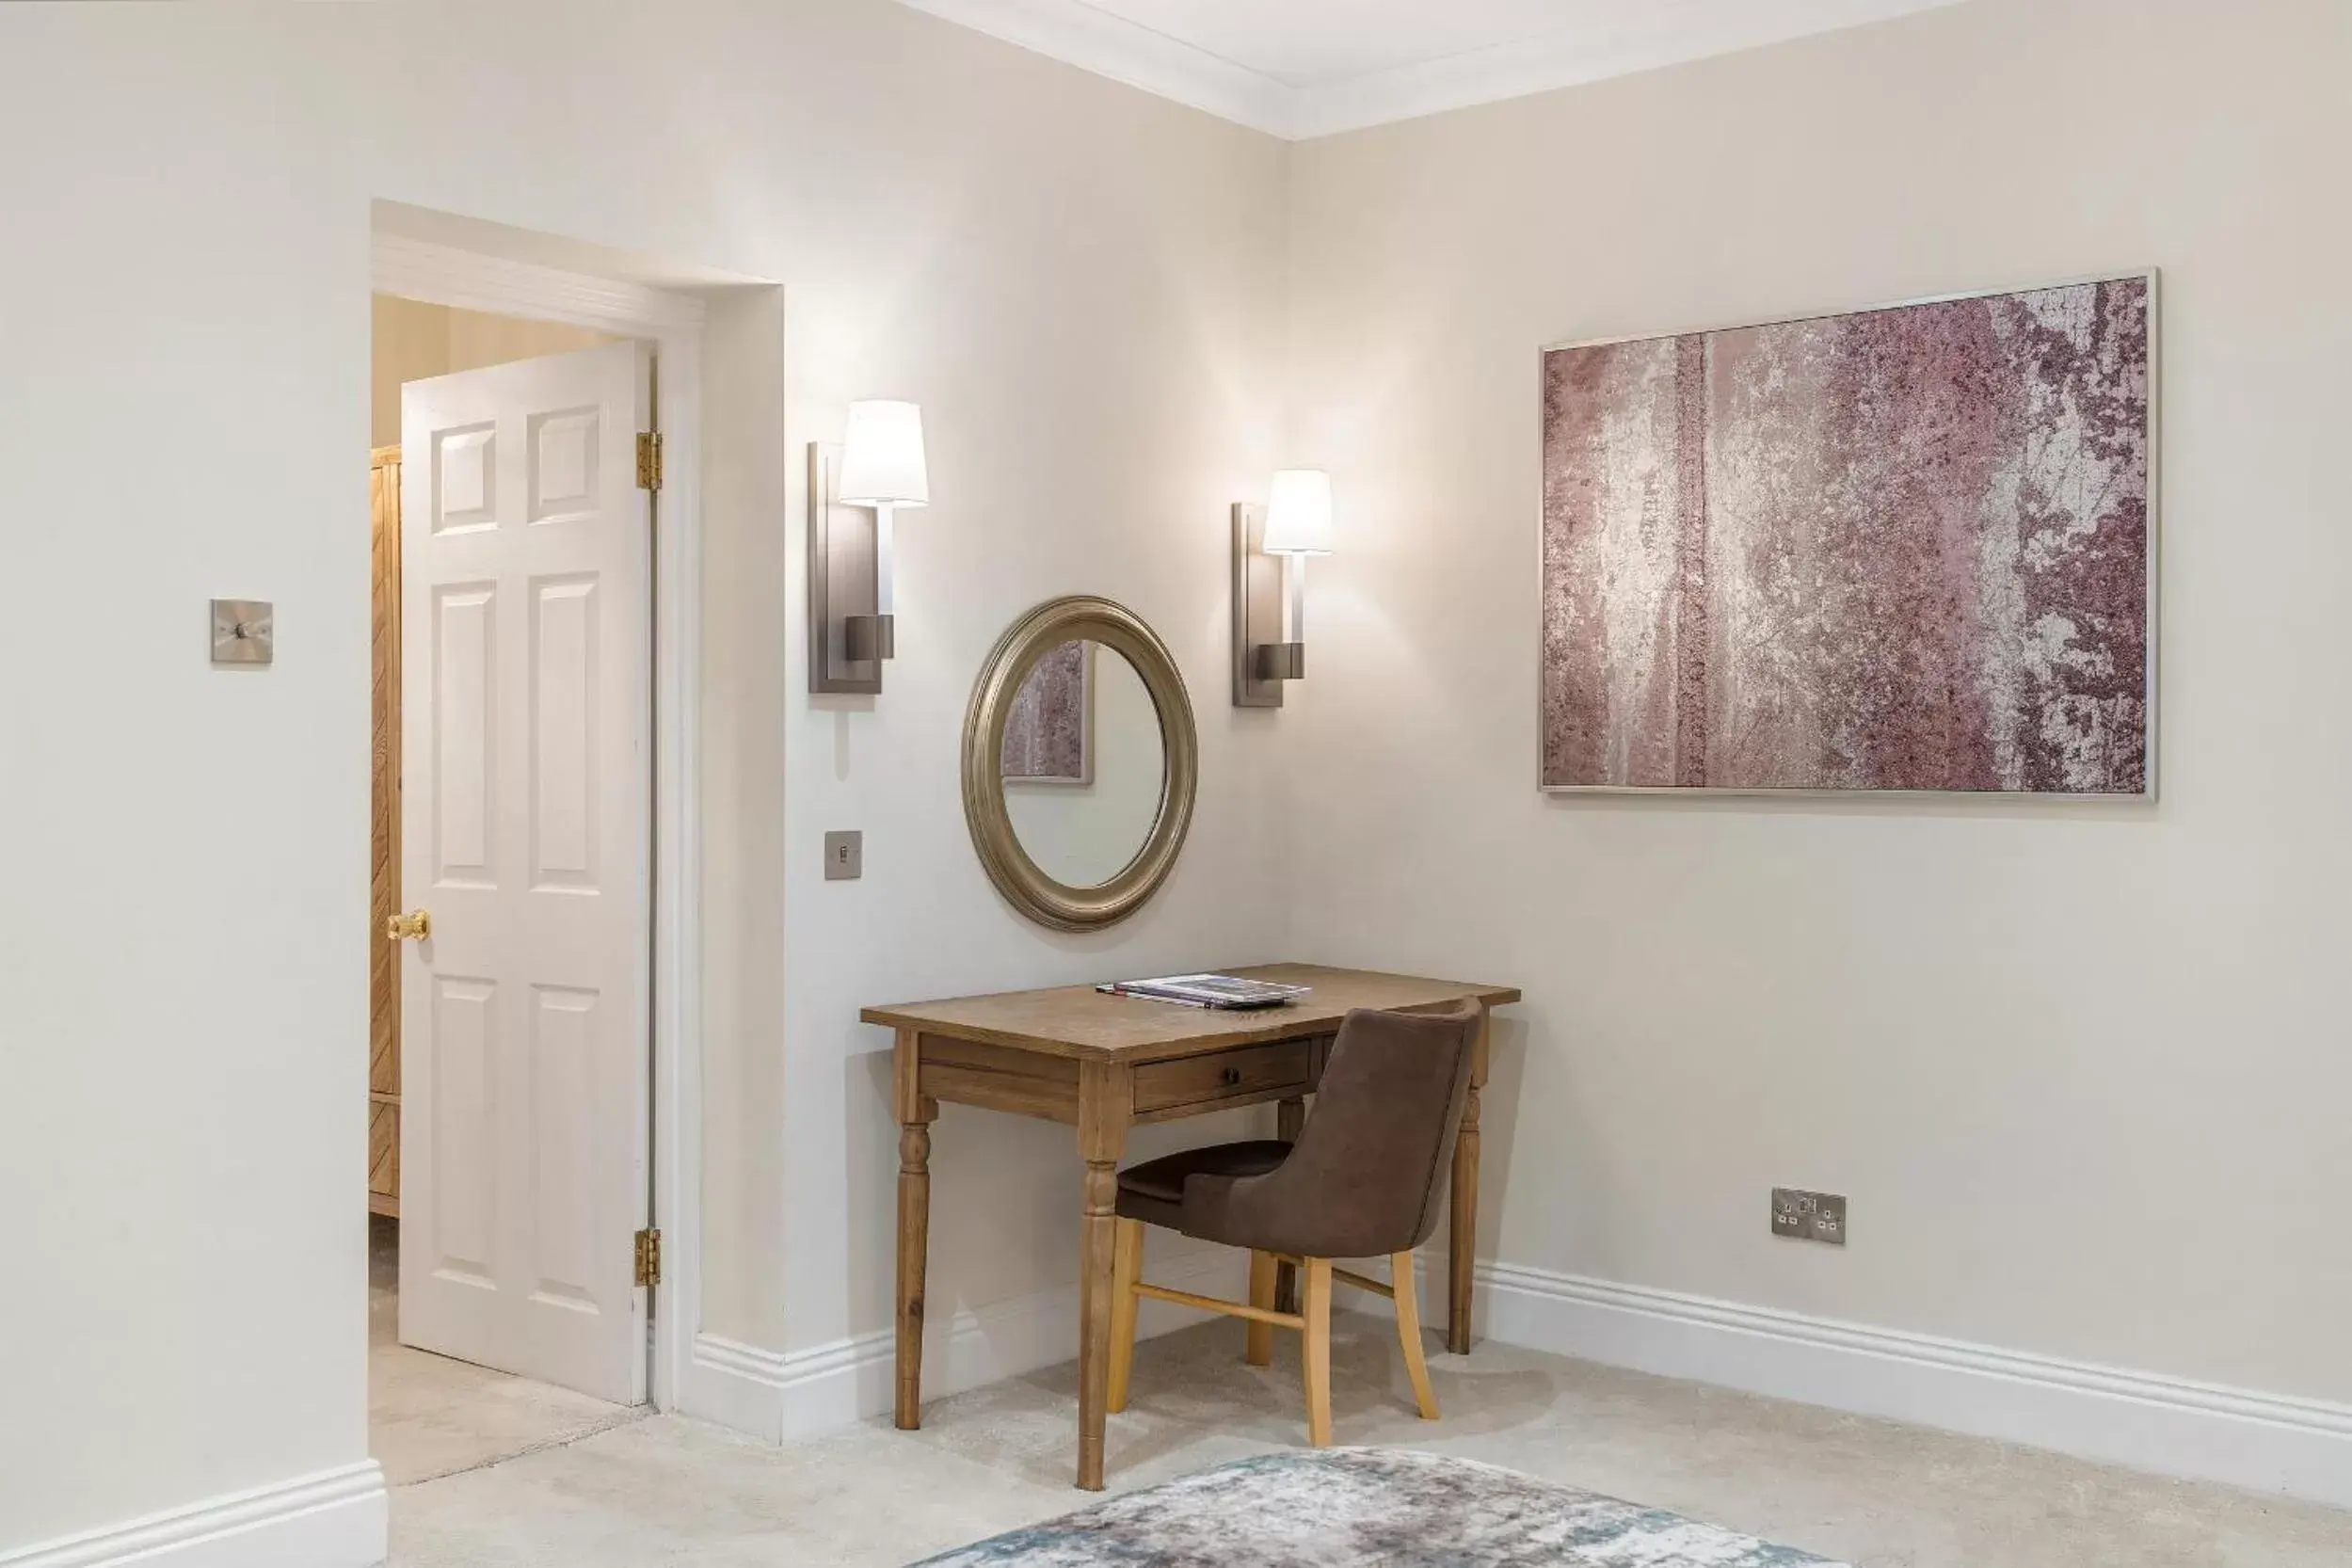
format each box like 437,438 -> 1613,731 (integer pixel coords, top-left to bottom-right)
1539,271 -> 2155,796
1001,637 -> 1094,785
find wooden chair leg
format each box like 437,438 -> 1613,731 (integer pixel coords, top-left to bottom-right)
1245,1250 -> 1276,1367
1108,1219 -> 1143,1414
1301,1257 -> 1333,1447
1391,1249 -> 1439,1419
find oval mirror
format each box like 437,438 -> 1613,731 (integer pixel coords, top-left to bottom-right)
963,597 -> 1196,931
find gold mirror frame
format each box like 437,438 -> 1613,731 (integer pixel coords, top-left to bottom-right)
963,596 -> 1197,932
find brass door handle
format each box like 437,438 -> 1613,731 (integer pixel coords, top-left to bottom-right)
386,909 -> 432,941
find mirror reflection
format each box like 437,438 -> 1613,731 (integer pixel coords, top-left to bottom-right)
1001,640 -> 1166,888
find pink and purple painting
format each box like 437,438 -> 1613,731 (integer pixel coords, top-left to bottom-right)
1540,274 -> 2152,794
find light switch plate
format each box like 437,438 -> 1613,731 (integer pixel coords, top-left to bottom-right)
824,830 -> 863,881
211,599 -> 274,665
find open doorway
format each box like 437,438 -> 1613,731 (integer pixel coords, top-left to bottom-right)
367,291 -> 657,1480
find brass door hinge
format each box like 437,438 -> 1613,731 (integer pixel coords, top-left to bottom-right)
635,431 -> 664,491
633,1227 -> 663,1288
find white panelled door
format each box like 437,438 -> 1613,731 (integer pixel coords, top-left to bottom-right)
398,342 -> 653,1405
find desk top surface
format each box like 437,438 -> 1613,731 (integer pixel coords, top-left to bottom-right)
861,963 -> 1520,1062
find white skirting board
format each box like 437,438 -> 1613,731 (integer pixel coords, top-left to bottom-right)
684,1247 -> 1251,1443
0,1461 -> 386,1568
682,1241 -> 2352,1511
1425,1257 -> 2352,1512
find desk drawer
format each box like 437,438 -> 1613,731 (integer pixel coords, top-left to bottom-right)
1133,1039 -> 1313,1116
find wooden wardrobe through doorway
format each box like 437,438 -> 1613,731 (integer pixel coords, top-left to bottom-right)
369,444 -> 402,1216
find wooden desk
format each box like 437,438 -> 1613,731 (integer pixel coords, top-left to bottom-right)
861,963 -> 1520,1489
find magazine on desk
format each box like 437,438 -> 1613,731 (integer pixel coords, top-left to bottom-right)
1096,973 -> 1311,1010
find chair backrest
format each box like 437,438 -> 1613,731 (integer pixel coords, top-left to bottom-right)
1182,1000 -> 1481,1260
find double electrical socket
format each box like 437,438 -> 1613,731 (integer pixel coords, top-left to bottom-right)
1771,1187 -> 1848,1246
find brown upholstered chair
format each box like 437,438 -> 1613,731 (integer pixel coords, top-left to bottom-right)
1104,1000 -> 1482,1445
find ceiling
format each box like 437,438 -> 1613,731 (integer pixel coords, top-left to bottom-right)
898,0 -> 1969,139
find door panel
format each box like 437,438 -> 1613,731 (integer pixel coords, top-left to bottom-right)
528,983 -> 600,1306
399,341 -> 652,1405
530,575 -> 600,890
529,408 -> 601,523
432,584 -> 498,883
432,424 -> 498,533
429,974 -> 499,1286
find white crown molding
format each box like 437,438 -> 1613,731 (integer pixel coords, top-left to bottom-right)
897,0 -> 1296,137
682,1246 -> 1248,1442
1291,0 -> 1964,138
0,1461 -> 386,1568
897,0 -> 1967,141
1404,1258 -> 2352,1511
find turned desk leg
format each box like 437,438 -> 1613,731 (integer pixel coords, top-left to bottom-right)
1076,1062 -> 1133,1490
1078,1160 -> 1119,1486
1273,1095 -> 1305,1315
1448,1006 -> 1490,1356
894,1029 -> 936,1431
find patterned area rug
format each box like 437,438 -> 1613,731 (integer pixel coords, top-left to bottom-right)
913,1448 -> 1848,1566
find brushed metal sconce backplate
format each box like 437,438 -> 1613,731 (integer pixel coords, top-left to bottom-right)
808,442 -> 886,694
1230,504 -> 1285,708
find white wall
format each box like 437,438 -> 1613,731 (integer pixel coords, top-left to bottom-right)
0,0 -> 1287,1553
0,7 -> 372,1554
1283,0 -> 2352,1408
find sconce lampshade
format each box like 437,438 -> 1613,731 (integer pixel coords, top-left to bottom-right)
839,400 -> 930,508
1260,469 -> 1335,555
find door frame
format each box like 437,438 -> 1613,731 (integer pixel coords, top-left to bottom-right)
373,232 -> 704,1412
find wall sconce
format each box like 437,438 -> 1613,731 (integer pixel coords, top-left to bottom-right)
1231,469 -> 1334,708
809,399 -> 929,694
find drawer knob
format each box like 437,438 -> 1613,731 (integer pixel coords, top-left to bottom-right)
1220,1066 -> 1242,1086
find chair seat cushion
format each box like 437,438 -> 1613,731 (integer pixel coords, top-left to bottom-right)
1115,1140 -> 1290,1231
